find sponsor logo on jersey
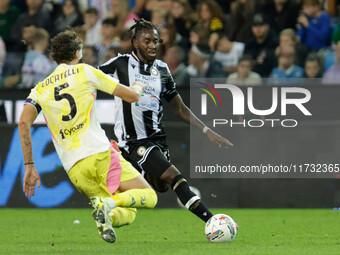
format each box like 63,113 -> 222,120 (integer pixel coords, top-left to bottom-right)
59,123 -> 85,139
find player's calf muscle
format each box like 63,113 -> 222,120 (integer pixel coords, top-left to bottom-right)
159,166 -> 180,184
116,187 -> 157,208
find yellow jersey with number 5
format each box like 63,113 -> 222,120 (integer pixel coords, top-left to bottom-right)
25,63 -> 119,172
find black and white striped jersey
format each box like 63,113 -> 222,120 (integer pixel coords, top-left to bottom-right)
99,52 -> 178,148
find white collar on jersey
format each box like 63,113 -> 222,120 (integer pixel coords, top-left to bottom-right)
131,51 -> 156,67
132,51 -> 140,62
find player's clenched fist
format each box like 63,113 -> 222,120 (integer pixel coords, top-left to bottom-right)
132,81 -> 147,91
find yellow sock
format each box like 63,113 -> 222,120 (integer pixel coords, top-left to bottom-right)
109,207 -> 137,227
111,188 -> 157,208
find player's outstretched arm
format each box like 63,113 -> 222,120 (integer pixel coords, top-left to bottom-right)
170,94 -> 233,149
18,104 -> 41,198
113,81 -> 146,103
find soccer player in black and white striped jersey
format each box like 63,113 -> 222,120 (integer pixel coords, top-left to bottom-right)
99,19 -> 233,223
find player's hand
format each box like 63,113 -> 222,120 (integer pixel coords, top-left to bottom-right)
206,129 -> 233,149
23,165 -> 41,198
132,81 -> 147,92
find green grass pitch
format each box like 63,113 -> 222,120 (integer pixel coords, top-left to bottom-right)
0,208 -> 339,255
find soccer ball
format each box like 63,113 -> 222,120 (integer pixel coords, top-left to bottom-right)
205,214 -> 237,242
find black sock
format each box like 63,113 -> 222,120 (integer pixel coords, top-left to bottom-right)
171,175 -> 213,222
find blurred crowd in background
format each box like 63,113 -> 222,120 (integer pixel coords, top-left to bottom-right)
1,0 -> 340,90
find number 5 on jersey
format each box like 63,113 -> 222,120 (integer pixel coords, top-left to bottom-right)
54,82 -> 77,121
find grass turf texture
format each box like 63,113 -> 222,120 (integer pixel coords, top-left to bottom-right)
0,209 -> 339,255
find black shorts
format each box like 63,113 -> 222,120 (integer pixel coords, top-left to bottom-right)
121,136 -> 172,178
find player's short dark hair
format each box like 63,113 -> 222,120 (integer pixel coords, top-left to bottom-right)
85,7 -> 98,15
128,18 -> 161,44
51,29 -> 82,64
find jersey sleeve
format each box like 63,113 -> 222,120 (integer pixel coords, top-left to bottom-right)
85,65 -> 119,95
161,65 -> 178,102
25,86 -> 42,113
98,56 -> 119,75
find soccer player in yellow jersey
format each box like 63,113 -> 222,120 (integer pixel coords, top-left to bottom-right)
18,29 -> 157,243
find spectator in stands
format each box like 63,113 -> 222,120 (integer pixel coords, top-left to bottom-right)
107,0 -> 132,34
5,28 -> 52,88
268,45 -> 304,85
323,42 -> 340,84
261,0 -> 301,36
95,18 -> 119,64
55,0 -> 83,34
103,46 -> 117,63
82,45 -> 99,67
2,22 -> 37,83
213,35 -> 245,74
196,0 -> 226,34
296,0 -> 331,50
20,28 -> 52,88
228,0 -> 255,43
244,13 -> 278,77
74,26 -> 86,43
78,0 -> 111,19
186,43 -> 224,78
151,8 -> 168,28
275,28 -> 308,68
8,0 -> 54,51
303,53 -> 323,84
226,55 -> 262,86
83,7 -> 102,46
158,24 -> 177,59
20,22 -> 37,52
0,0 -> 20,47
129,0 -> 151,20
138,0 -> 173,13
118,30 -> 133,54
163,46 -> 190,86
304,53 -> 323,78
169,0 -> 197,40
189,24 -> 210,46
